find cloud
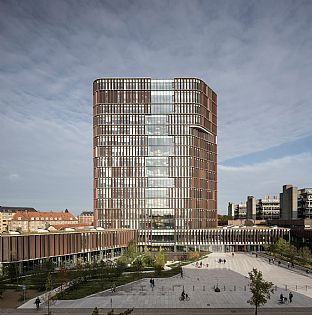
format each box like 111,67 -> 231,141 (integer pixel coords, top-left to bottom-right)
0,0 -> 312,213
8,174 -> 20,181
218,153 -> 312,212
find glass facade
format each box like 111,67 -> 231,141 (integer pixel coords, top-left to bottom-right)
93,78 -> 217,246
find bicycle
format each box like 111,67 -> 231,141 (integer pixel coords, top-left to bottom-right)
179,295 -> 190,301
278,297 -> 289,305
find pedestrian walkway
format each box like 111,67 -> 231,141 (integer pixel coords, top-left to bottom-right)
19,253 -> 312,310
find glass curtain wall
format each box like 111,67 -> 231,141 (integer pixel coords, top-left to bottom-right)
93,78 -> 218,247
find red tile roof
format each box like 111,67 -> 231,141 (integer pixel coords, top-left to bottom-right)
12,211 -> 77,221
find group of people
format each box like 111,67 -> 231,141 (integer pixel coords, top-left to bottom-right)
218,258 -> 226,264
149,278 -> 155,288
280,292 -> 293,304
195,261 -> 209,268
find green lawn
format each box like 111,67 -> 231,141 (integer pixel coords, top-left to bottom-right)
56,267 -> 181,300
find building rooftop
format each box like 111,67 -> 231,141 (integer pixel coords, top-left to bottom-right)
0,206 -> 36,213
12,211 -> 77,221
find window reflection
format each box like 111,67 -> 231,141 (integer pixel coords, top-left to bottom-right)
148,146 -> 173,156
146,188 -> 168,198
146,166 -> 168,177
146,125 -> 168,135
146,199 -> 169,208
146,157 -> 168,167
148,178 -> 174,187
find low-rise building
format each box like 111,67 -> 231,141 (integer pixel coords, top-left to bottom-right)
298,188 -> 312,219
0,206 -> 36,233
257,197 -> 280,220
228,202 -> 247,219
78,211 -> 94,226
9,211 -> 78,233
230,196 -> 280,221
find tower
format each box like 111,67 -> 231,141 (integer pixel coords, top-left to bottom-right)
93,78 -> 217,248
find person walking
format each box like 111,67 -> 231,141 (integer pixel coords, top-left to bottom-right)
289,292 -> 293,303
280,293 -> 284,303
152,279 -> 155,288
111,283 -> 116,292
150,278 -> 153,288
34,297 -> 41,310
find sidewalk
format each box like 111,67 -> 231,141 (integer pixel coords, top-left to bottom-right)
18,252 -> 312,310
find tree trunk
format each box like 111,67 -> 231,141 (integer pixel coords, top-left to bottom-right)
255,304 -> 258,315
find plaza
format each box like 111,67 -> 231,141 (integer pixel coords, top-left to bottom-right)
19,253 -> 312,311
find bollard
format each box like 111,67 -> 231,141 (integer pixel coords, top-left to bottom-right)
203,285 -> 205,291
224,285 -> 226,291
306,285 -> 308,291
173,286 -> 174,292
244,286 -> 246,291
285,285 -> 287,291
193,285 -> 195,291
234,285 -> 236,291
296,285 -> 297,291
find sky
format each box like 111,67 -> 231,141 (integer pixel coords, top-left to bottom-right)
0,0 -> 312,215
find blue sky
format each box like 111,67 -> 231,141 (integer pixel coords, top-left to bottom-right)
0,0 -> 312,214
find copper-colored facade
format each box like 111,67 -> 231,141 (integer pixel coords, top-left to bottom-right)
0,229 -> 136,263
93,78 -> 217,246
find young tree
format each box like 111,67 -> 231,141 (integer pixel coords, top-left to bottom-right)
273,238 -> 288,256
45,272 -> 53,315
247,268 -> 275,315
285,244 -> 298,263
132,255 -> 145,272
154,251 -> 166,274
57,265 -> 68,298
127,240 -> 138,261
262,242 -> 271,252
0,277 -> 6,298
301,246 -> 312,266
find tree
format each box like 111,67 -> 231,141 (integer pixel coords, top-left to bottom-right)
57,265 -> 68,298
273,238 -> 288,256
285,244 -> 298,263
92,307 -> 99,315
301,246 -> 312,266
132,255 -> 145,272
262,242 -> 270,252
154,251 -> 166,274
247,268 -> 275,315
127,240 -> 138,260
142,251 -> 155,267
45,272 -> 53,315
0,277 -> 6,298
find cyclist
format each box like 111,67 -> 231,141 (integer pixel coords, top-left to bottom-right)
181,290 -> 185,301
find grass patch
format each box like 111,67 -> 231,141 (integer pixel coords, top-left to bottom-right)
57,266 -> 181,300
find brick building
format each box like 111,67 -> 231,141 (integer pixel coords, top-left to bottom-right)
0,206 -> 36,233
9,211 -> 78,233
